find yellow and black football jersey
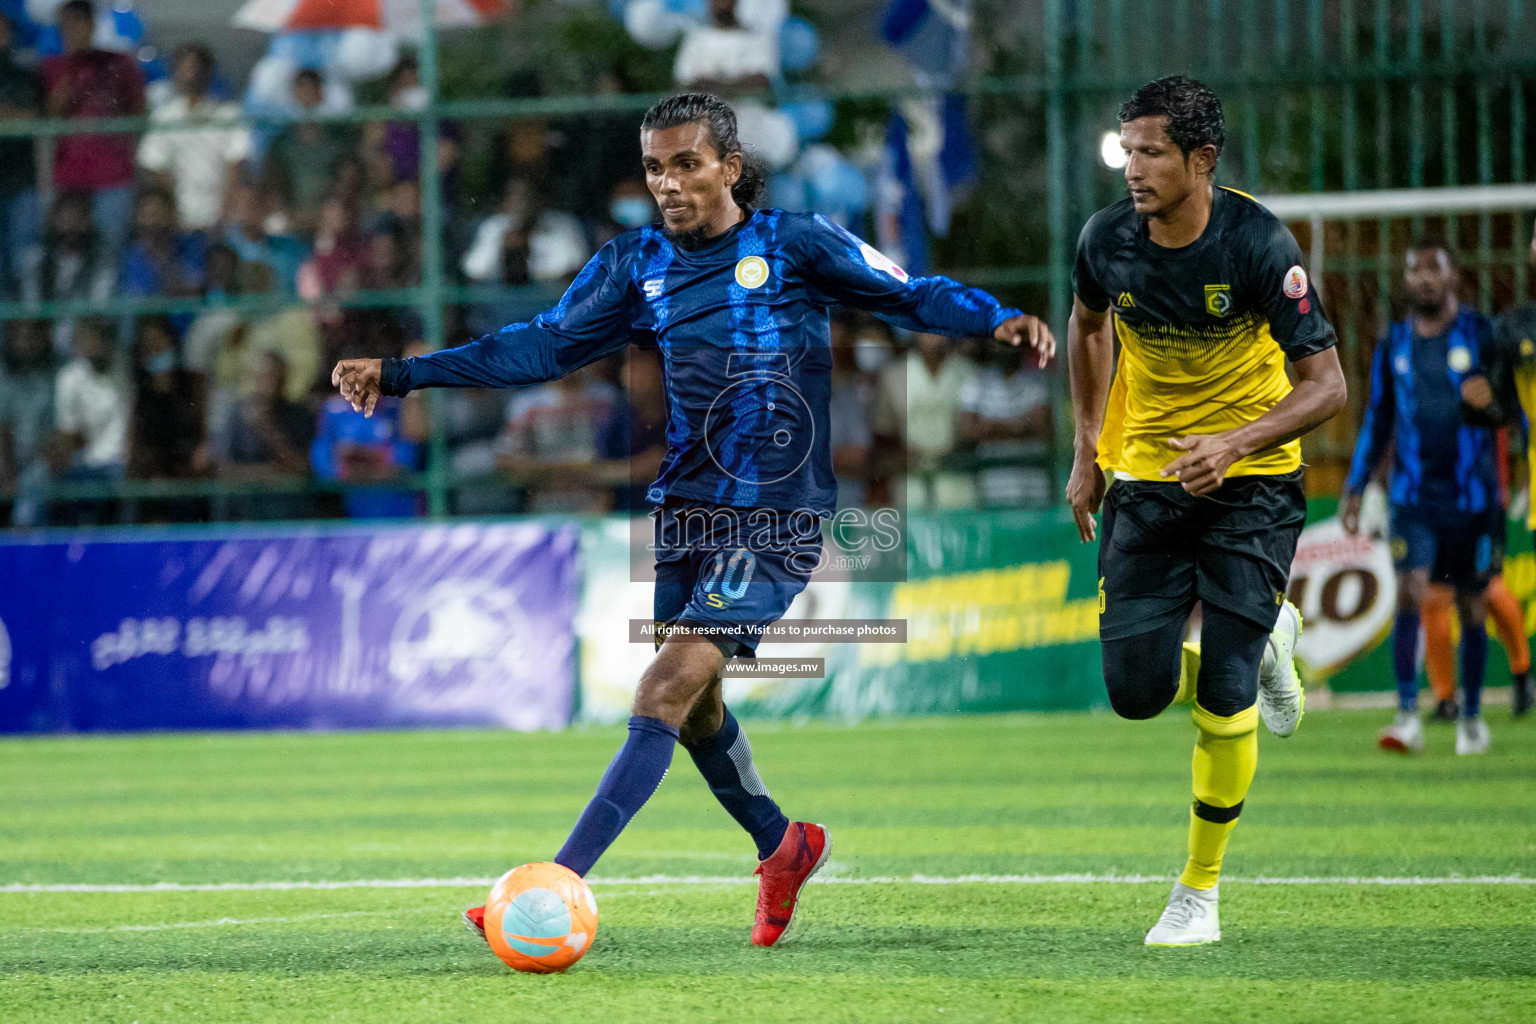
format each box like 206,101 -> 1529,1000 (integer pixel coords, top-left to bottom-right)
1488,301 -> 1536,527
1073,186 -> 1337,479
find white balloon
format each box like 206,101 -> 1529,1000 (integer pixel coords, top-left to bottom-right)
733,0 -> 788,34
625,0 -> 689,49
734,101 -> 799,169
331,28 -> 400,83
246,54 -> 301,112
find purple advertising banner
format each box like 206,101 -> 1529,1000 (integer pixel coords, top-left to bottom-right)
0,522 -> 579,733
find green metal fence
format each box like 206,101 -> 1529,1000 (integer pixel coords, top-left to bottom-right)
2,2 -> 1534,520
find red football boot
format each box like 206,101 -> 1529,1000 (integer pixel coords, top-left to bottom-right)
752,821 -> 831,947
463,904 -> 487,942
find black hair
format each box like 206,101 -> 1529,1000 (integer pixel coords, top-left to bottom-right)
293,67 -> 323,89
60,1 -> 94,22
172,42 -> 215,75
1119,75 -> 1225,170
1409,235 -> 1457,264
640,92 -> 767,208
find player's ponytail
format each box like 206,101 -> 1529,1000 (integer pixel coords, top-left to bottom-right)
641,92 -> 768,209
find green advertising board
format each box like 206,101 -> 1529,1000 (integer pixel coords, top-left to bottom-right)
575,504 -> 1535,723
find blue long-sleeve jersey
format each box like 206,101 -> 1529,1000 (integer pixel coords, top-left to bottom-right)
1344,308 -> 1500,514
381,209 -> 1019,514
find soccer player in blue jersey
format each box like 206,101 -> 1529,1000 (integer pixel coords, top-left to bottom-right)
331,93 -> 1054,948
1342,240 -> 1502,756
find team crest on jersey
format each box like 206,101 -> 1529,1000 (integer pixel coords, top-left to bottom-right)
1204,284 -> 1232,318
642,278 -> 665,300
1282,265 -> 1308,299
1116,291 -> 1135,308
1448,347 -> 1472,373
858,242 -> 909,283
735,256 -> 770,290
1521,337 -> 1535,358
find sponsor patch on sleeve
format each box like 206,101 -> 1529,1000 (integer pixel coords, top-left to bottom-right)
1283,264 -> 1309,299
859,242 -> 909,283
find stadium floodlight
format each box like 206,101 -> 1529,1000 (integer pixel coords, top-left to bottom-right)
1253,184 -> 1536,300
1100,131 -> 1126,169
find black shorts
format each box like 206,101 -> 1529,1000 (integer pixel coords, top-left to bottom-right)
1098,471 -> 1306,641
1389,503 -> 1502,592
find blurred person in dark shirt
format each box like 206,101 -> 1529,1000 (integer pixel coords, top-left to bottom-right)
21,190 -> 115,357
126,316 -> 201,480
0,318 -> 52,494
222,182 -> 308,294
264,68 -> 350,235
598,348 -> 668,512
41,0 -> 144,259
121,186 -> 207,300
201,349 -> 315,521
0,12 -> 41,299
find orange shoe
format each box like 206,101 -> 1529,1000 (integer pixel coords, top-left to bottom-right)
751,821 -> 831,947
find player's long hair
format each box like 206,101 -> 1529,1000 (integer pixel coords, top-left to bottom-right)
640,93 -> 769,208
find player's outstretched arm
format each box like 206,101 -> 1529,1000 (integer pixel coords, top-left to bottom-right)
1066,297 -> 1113,542
798,215 -> 1055,366
333,247 -> 635,409
1163,346 -> 1347,498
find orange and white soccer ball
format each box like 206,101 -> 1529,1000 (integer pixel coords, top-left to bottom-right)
483,862 -> 599,974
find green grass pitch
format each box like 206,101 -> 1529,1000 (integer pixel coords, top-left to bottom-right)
1,709 -> 1532,1023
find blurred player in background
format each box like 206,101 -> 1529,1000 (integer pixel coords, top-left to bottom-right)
1066,77 -> 1345,947
1343,241 -> 1502,756
1460,214 -> 1536,719
332,93 -> 1054,950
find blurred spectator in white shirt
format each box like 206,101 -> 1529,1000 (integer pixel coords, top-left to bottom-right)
879,331 -> 978,509
51,317 -> 126,476
136,43 -> 251,233
671,0 -> 783,91
959,346 -> 1053,507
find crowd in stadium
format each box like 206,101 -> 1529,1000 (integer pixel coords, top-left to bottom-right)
0,0 -> 1053,526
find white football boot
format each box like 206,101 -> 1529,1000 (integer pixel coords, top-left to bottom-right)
1455,716 -> 1491,756
1145,882 -> 1221,946
1378,710 -> 1424,754
1257,600 -> 1305,737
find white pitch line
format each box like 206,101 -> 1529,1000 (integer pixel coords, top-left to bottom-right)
2,873 -> 1534,894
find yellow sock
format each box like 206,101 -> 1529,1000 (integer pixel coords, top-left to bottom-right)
1172,643 -> 1200,706
1179,703 -> 1258,890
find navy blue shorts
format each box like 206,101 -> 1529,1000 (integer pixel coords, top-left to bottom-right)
1389,503 -> 1502,591
652,503 -> 823,656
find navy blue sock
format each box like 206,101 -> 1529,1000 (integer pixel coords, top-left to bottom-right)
684,708 -> 789,860
1460,622 -> 1487,718
555,716 -> 678,877
1393,610 -> 1421,712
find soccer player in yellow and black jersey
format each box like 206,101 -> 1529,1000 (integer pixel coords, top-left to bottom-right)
1065,77 -> 1347,946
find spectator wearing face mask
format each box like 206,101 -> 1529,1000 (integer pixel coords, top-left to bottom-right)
127,316 -> 202,481
592,179 -> 656,249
